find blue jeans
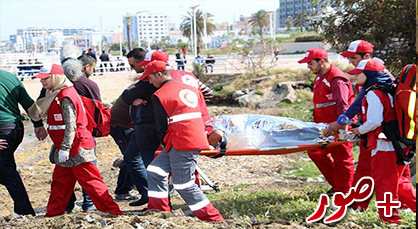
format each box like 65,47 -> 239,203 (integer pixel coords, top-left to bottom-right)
124,123 -> 159,196
110,126 -> 134,194
0,121 -> 35,215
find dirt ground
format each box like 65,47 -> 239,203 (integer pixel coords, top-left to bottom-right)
0,72 -> 413,228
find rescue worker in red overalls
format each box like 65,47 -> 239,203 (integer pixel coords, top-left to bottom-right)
29,64 -> 122,216
325,40 -> 413,211
143,61 -> 224,222
298,48 -> 356,194
350,59 -> 416,224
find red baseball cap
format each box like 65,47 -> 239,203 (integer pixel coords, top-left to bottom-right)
298,48 -> 328,63
139,50 -> 169,67
341,40 -> 374,58
347,59 -> 385,75
140,61 -> 170,80
33,63 -> 64,79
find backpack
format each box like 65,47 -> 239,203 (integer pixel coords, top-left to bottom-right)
81,96 -> 111,137
377,64 -> 416,165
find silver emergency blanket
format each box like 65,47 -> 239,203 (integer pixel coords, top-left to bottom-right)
206,114 -> 330,150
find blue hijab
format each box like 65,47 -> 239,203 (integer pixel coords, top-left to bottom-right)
363,70 -> 393,91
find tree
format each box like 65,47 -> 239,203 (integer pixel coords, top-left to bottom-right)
125,16 -> 133,51
180,9 -> 216,46
249,10 -> 269,39
314,0 -> 415,73
284,16 -> 294,31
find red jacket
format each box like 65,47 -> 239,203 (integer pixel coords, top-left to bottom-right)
154,81 -> 209,152
47,87 -> 95,157
362,89 -> 397,150
171,70 -> 210,123
313,65 -> 355,123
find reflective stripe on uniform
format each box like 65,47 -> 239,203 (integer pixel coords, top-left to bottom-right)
316,101 -> 336,108
407,90 -> 416,139
168,112 -> 202,124
173,180 -> 195,190
188,198 -> 210,211
148,190 -> 168,198
147,165 -> 169,177
322,78 -> 331,87
46,124 -> 66,130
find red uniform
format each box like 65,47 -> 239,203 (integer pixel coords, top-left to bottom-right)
361,90 -> 416,223
45,87 -> 121,216
147,81 -> 223,221
308,65 -> 355,193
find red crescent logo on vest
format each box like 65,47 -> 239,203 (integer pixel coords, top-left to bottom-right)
179,89 -> 198,108
181,74 -> 199,89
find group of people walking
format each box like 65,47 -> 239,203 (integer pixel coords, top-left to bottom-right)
0,40 -> 415,225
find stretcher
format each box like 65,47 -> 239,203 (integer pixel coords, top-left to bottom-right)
197,140 -> 353,157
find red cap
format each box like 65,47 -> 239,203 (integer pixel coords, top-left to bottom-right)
140,61 -> 170,80
341,40 -> 374,58
347,59 -> 385,75
298,48 -> 328,63
33,63 -> 64,79
139,50 -> 169,67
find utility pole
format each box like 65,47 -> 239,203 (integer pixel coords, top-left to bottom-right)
118,25 -> 122,56
190,5 -> 199,57
203,7 -> 207,50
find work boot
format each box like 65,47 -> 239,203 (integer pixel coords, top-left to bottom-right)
326,187 -> 334,197
129,195 -> 148,207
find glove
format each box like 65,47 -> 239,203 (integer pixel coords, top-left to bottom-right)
58,149 -> 70,163
337,114 -> 352,125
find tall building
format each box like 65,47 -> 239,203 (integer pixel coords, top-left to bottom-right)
123,11 -> 169,45
276,0 -> 320,28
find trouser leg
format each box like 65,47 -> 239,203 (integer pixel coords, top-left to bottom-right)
372,151 -> 402,224
147,149 -> 171,211
0,121 -> 35,216
330,143 -> 354,193
73,162 -> 122,215
45,165 -> 77,217
170,148 -> 223,222
308,148 -> 335,188
350,141 -> 372,210
111,127 -> 134,194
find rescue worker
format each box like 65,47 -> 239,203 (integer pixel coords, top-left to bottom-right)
144,61 -> 224,222
325,40 -> 413,211
28,64 -> 122,217
122,50 -> 214,207
298,48 -> 355,195
350,59 -> 416,224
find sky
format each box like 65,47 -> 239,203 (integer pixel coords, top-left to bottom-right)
0,0 -> 279,40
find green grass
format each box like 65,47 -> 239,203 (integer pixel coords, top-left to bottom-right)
276,101 -> 313,122
287,158 -> 322,180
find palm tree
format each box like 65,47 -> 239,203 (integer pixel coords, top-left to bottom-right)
249,10 -> 270,39
180,9 -> 216,46
125,16 -> 133,51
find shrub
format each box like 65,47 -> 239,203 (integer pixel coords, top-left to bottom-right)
294,35 -> 324,42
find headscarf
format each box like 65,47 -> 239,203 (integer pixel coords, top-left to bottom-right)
28,74 -> 73,121
362,70 -> 393,90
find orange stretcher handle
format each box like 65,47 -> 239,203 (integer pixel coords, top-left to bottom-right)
155,140 -> 351,157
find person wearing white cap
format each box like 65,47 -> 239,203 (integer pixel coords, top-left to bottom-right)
348,59 -> 416,224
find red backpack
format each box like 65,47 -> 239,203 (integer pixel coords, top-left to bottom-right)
380,64 -> 416,165
81,96 -> 111,137
395,64 -> 416,143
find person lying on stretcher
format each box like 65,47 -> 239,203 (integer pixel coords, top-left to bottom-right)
205,114 -> 334,150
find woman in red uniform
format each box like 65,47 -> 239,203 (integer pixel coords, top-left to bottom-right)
29,64 -> 122,217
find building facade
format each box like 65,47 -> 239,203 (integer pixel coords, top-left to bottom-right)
123,11 -> 169,45
276,0 -> 320,28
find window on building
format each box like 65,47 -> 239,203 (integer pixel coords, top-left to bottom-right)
155,20 -> 158,22
154,16 -> 158,18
